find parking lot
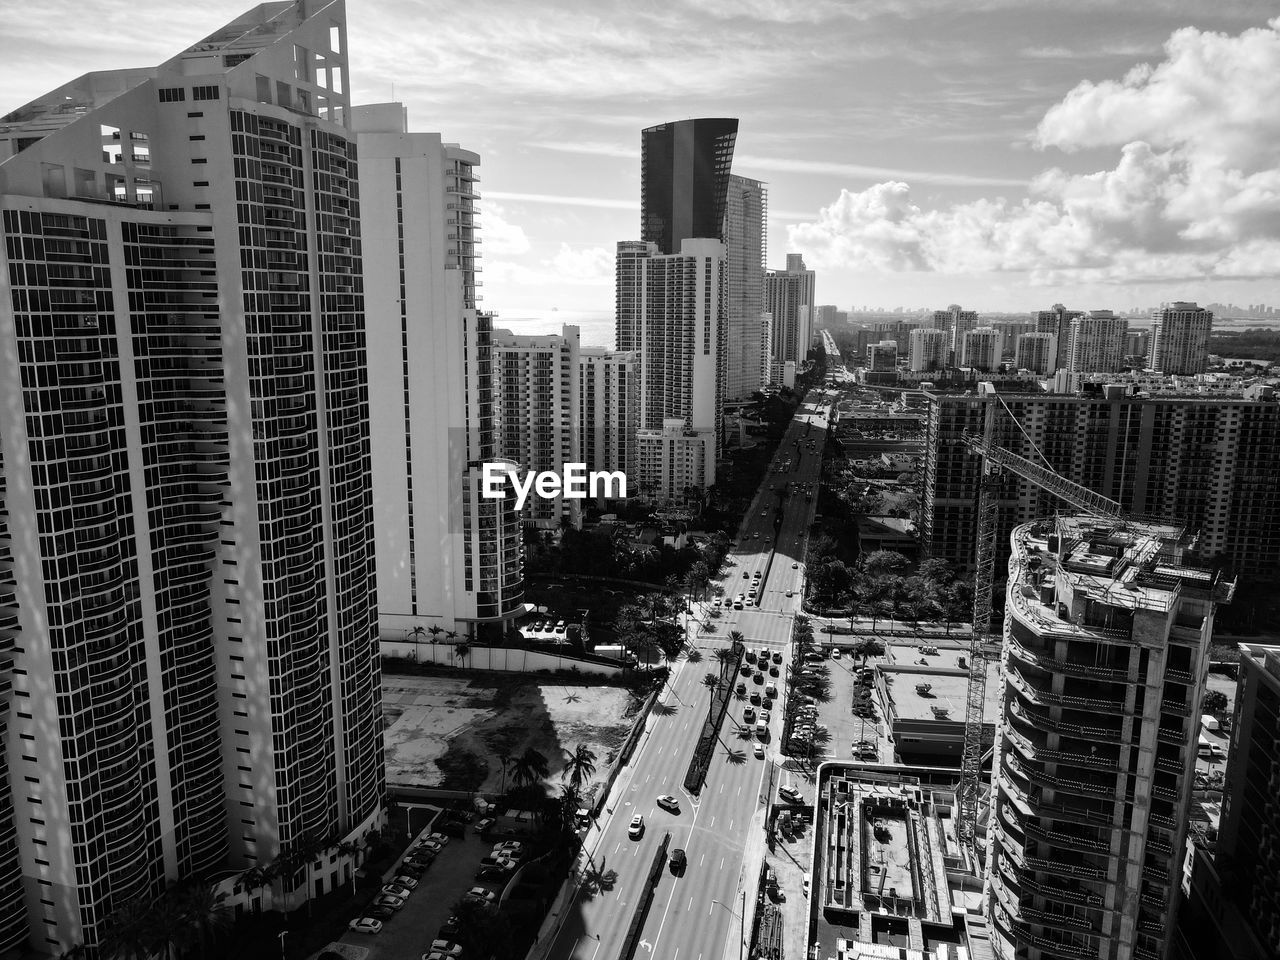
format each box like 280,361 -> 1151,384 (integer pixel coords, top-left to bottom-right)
336,823 -> 517,960
798,649 -> 889,764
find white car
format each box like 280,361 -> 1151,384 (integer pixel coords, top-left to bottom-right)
464,886 -> 497,904
778,784 -> 803,803
415,839 -> 444,854
628,814 -> 645,839
382,882 -> 413,899
349,917 -> 383,934
424,941 -> 464,957
753,742 -> 765,759
656,795 -> 680,813
392,875 -> 419,889
493,840 -> 524,855
425,832 -> 449,845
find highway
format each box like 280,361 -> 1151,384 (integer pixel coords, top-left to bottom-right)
543,388 -> 837,960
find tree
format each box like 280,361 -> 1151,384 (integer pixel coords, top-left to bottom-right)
714,647 -> 737,679
1202,690 -> 1229,717
562,744 -> 598,792
101,898 -> 154,960
510,747 -> 550,790
408,624 -> 427,661
861,550 -> 910,580
580,857 -> 619,896
496,748 -> 514,795
171,882 -> 233,960
701,672 -> 723,722
237,865 -> 273,913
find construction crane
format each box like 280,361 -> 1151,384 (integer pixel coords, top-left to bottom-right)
954,384 -> 1129,853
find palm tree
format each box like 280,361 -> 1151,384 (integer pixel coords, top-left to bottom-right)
145,892 -> 188,960
579,857 -> 619,896
172,882 -> 233,960
701,672 -> 723,723
562,744 -> 598,792
237,865 -> 273,913
496,748 -> 513,795
408,624 -> 427,662
100,898 -> 154,960
428,624 -> 445,647
727,630 -> 745,655
449,631 -> 469,665
714,647 -> 737,679
510,747 -> 550,790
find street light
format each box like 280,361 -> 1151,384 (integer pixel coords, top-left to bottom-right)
277,930 -> 288,960
710,892 -> 747,960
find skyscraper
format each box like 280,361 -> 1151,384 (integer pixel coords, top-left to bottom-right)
638,238 -> 726,468
935,303 -> 979,364
1015,332 -> 1057,374
0,1 -> 384,951
1067,311 -> 1128,373
988,518 -> 1234,960
1149,302 -> 1213,375
959,326 -> 1000,371
723,174 -> 767,399
640,118 -> 738,255
765,254 -> 816,364
614,239 -> 655,353
494,325 -> 582,529
357,103 -> 524,641
579,348 -> 639,495
910,327 -> 948,372
1036,303 -> 1083,371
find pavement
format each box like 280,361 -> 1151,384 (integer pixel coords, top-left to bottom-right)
538,389 -> 838,960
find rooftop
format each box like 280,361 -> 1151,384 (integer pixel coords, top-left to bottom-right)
881,664 -> 1000,725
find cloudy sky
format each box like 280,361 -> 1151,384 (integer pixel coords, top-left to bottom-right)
4,0 -> 1280,321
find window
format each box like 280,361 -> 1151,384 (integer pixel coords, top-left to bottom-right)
193,86 -> 221,101
159,88 -> 185,103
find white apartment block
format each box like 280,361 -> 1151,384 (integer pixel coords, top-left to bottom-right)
0,2 -> 384,951
579,347 -> 638,500
765,254 -> 815,364
635,238 -> 726,446
1067,310 -> 1128,373
494,326 -> 582,529
934,303 -> 979,361
1149,301 -> 1213,375
1036,303 -> 1083,371
909,327 -> 948,372
614,240 -> 652,353
357,105 -> 524,641
1014,332 -> 1057,374
636,419 -> 716,502
959,326 -> 999,371
724,175 -> 767,399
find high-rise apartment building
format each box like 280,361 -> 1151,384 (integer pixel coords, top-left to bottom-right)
635,419 -> 715,502
920,385 -> 1280,581
494,326 -> 581,529
935,304 -> 979,364
867,340 -> 898,371
1036,303 -> 1084,371
0,2 -> 384,952
635,239 -> 725,471
988,518 -> 1234,960
959,326 -> 1000,371
765,254 -> 815,363
991,320 -> 1037,360
579,348 -> 638,497
910,327 -> 948,372
357,104 -> 523,642
614,239 -> 654,353
1068,311 -> 1128,373
1125,329 -> 1151,360
723,175 -> 766,399
1016,332 -> 1057,374
760,313 -> 773,387
640,118 -> 738,255
1149,302 -> 1213,375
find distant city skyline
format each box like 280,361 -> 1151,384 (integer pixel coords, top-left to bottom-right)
3,2 -> 1280,314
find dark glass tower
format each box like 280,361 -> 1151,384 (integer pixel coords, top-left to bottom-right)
640,118 -> 738,255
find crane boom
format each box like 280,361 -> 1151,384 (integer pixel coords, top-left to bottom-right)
956,392 -> 1130,854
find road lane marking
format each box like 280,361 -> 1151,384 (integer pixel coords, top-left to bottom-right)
688,897 -> 693,911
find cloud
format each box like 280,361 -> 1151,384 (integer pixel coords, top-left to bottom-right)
486,190 -> 638,211
482,202 -> 531,256
789,18 -> 1280,285
487,244 -> 615,288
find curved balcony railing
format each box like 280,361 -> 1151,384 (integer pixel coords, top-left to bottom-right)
1008,699 -> 1124,744
1007,628 -> 1132,681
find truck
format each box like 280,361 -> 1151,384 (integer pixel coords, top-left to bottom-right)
1200,713 -> 1220,733
592,644 -> 629,662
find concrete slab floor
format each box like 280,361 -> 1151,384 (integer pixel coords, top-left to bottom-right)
762,824 -> 814,960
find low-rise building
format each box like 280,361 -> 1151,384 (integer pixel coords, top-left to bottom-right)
635,418 -> 715,501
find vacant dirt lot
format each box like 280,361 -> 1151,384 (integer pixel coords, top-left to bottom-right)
382,674 -> 637,805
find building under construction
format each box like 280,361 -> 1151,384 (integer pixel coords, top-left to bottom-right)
986,517 -> 1234,960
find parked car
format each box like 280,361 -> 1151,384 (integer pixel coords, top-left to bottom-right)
478,855 -> 516,871
415,839 -> 444,855
474,817 -> 495,836
425,940 -> 463,957
736,681 -> 747,695
628,814 -> 645,839
365,904 -> 395,920
493,840 -> 524,856
766,682 -> 778,698
477,865 -> 510,882
772,652 -> 782,664
349,918 -> 383,934
778,784 -> 803,803
753,673 -> 764,685
372,894 -> 406,911
464,887 -> 496,904
392,875 -> 419,890
743,706 -> 756,723
754,742 -> 765,758
439,916 -> 461,939
656,795 -> 680,813
382,883 -> 413,899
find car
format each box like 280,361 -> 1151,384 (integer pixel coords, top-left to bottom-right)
766,682 -> 778,698
854,746 -> 878,760
657,795 -> 680,813
423,954 -> 454,960
761,709 -> 771,724
392,875 -> 419,889
743,707 -> 756,723
753,673 -> 764,685
750,691 -> 762,705
736,681 -> 747,695
769,665 -> 779,676
474,817 -> 495,835
754,742 -> 765,758
743,571 -> 751,579
425,832 -> 450,845
670,848 -> 687,874
744,649 -> 756,662
761,510 -> 767,517
759,648 -> 769,660
373,894 -> 406,911
713,598 -> 722,607
425,941 -> 464,958
734,600 -> 744,610
494,840 -> 525,855
382,883 -> 413,899
628,814 -> 645,839
402,855 -> 433,870
772,652 -> 782,664
755,722 -> 768,737
397,862 -> 425,878
464,886 -> 497,904
831,649 -> 842,660
785,590 -> 794,598
764,538 -> 772,546
478,855 -> 516,870
802,873 -> 811,897
349,917 -> 383,934
778,785 -> 803,803
366,904 -> 396,920
739,664 -> 751,676
753,533 -> 760,539
415,839 -> 444,854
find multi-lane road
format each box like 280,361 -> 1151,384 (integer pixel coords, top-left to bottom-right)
543,389 -> 837,960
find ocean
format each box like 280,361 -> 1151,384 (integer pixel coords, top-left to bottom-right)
487,309 -> 615,349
